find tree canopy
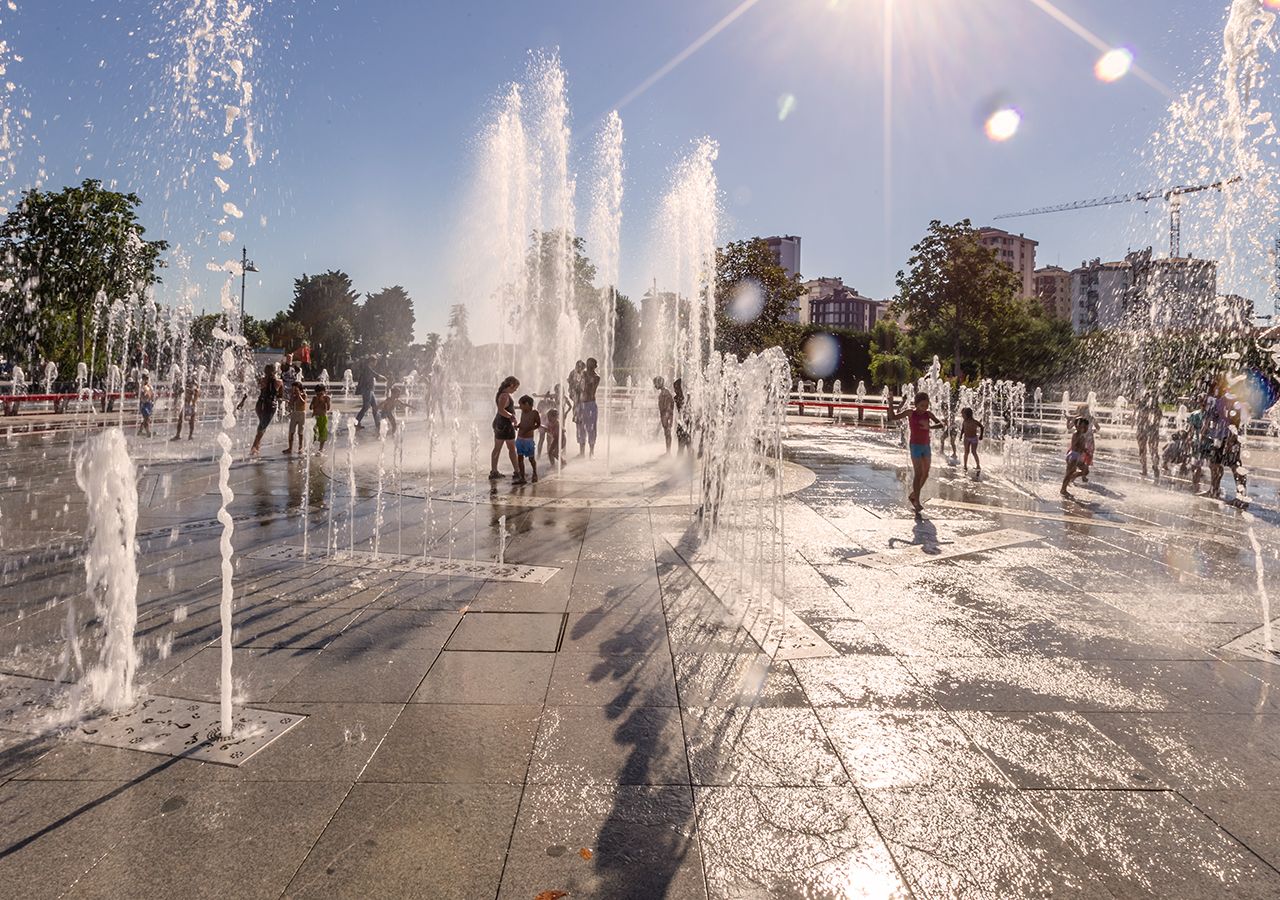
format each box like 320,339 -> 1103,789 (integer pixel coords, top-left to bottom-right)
0,179 -> 168,366
714,237 -> 803,359
288,270 -> 361,371
893,219 -> 1074,383
357,285 -> 416,359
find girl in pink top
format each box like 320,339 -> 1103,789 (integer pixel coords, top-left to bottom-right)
888,391 -> 944,513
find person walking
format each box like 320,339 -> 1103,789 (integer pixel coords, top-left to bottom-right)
489,375 -> 520,480
250,363 -> 283,458
354,357 -> 381,430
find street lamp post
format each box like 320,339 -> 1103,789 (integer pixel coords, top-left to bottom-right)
240,245 -> 259,327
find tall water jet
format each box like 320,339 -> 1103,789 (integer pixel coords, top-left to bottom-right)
212,326 -> 243,737
586,110 -> 624,469
74,429 -> 140,712
646,139 -> 720,389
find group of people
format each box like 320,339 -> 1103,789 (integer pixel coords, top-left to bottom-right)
891,376 -> 1255,513
246,362 -> 334,458
488,358 -> 603,485
487,359 -> 695,485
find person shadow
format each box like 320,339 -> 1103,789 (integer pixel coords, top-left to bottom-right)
886,518 -> 945,555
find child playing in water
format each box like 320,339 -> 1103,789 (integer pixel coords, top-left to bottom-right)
171,379 -> 199,441
542,407 -> 565,466
137,373 -> 155,437
382,384 -> 411,436
311,382 -> 332,453
887,391 -> 943,513
960,407 -> 984,473
654,376 -> 675,453
1211,406 -> 1248,500
284,380 -> 307,454
515,394 -> 541,484
1061,417 -> 1091,496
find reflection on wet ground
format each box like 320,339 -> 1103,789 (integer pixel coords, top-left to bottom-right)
1,418 -> 1280,898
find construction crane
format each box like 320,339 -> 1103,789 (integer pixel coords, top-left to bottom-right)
995,176 -> 1242,259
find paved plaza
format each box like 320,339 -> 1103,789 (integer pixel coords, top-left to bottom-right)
3,415 -> 1280,899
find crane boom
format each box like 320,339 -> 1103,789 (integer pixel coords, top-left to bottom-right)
994,176 -> 1242,257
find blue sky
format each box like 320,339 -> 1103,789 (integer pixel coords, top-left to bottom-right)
4,0 -> 1254,337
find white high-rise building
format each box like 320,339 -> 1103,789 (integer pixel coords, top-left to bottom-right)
978,227 -> 1038,298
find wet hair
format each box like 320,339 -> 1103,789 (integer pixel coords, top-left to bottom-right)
265,364 -> 276,376
652,376 -> 664,390
961,407 -> 974,419
586,357 -> 598,369
1076,416 -> 1090,428
518,394 -> 533,407
316,382 -> 328,393
498,375 -> 519,393
914,391 -> 928,404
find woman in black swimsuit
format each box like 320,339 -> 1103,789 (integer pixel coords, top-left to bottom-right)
489,375 -> 520,480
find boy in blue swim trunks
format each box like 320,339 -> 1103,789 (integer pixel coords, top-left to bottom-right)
514,395 -> 541,484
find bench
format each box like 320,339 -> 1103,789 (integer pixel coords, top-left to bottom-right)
2,392 -> 80,415
0,390 -> 133,416
787,400 -> 892,424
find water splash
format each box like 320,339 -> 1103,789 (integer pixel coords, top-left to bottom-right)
74,429 -> 140,713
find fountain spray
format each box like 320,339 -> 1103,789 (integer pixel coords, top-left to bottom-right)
74,428 -> 140,713
212,332 -> 242,738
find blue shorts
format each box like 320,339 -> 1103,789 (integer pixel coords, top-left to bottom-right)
515,437 -> 536,459
909,443 -> 931,461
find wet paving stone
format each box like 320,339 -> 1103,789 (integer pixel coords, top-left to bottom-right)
1030,789 -> 1280,899
819,709 -> 1010,790
285,783 -> 520,899
864,788 -> 1113,899
6,422 -> 1280,897
791,656 -> 941,709
696,785 -> 909,898
529,705 -> 689,785
411,650 -> 554,705
949,710 -> 1162,789
444,611 -> 565,652
359,704 -> 541,784
683,705 -> 849,787
499,783 -> 706,900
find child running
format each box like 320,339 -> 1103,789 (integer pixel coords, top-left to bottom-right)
515,394 -> 541,484
1061,417 -> 1091,496
311,382 -> 332,453
888,391 -> 943,513
284,380 -> 307,454
960,407 -> 984,473
137,373 -> 155,437
249,364 -> 282,458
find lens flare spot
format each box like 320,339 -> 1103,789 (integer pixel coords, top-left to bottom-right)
728,279 -> 765,323
1095,48 -> 1134,83
802,333 -> 839,379
777,93 -> 797,122
984,107 -> 1021,142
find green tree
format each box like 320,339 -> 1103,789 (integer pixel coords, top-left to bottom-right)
265,310 -> 308,352
714,238 -> 803,358
289,270 -> 360,371
357,285 -> 415,358
0,179 -> 168,366
893,219 -> 1023,379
